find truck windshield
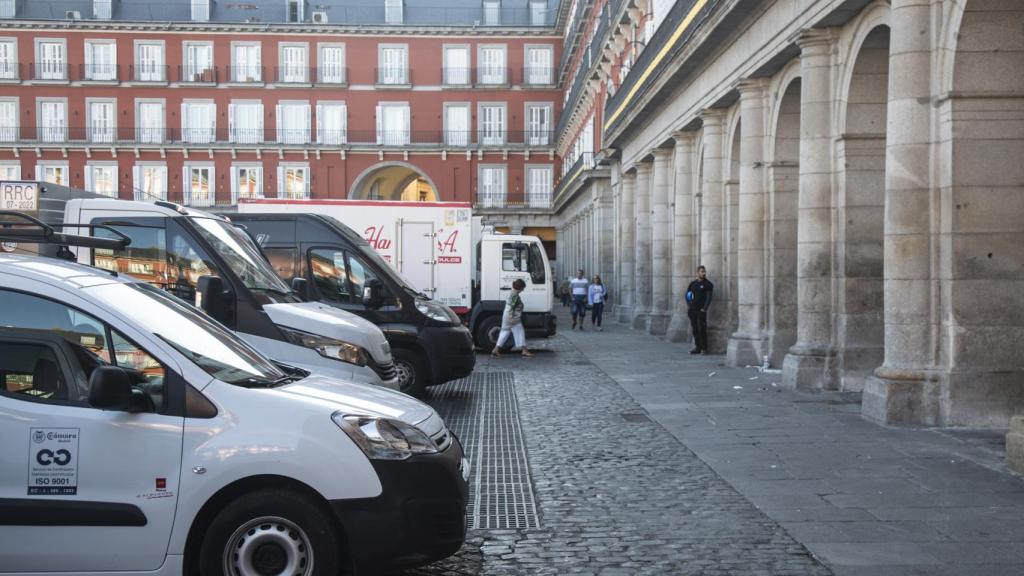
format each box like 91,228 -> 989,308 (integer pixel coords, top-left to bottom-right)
190,217 -> 297,300
86,281 -> 288,386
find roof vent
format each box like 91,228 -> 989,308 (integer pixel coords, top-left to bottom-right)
312,10 -> 328,23
66,10 -> 82,20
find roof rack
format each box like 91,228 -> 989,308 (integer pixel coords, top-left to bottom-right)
0,211 -> 132,253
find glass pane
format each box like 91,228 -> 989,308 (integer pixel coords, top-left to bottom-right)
309,248 -> 350,303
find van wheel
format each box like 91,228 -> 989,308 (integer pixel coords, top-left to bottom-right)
474,315 -> 503,350
199,489 -> 341,576
393,348 -> 427,398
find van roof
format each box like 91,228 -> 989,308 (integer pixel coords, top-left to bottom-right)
69,198 -> 222,220
0,253 -> 132,290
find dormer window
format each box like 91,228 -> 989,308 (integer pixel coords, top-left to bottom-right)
286,0 -> 304,22
385,0 -> 403,24
483,0 -> 500,26
1,0 -> 17,19
191,0 -> 210,22
93,0 -> 112,20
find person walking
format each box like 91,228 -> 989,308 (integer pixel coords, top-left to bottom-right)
588,275 -> 607,331
559,276 -> 572,307
491,278 -> 533,358
569,269 -> 589,330
686,265 -> 714,354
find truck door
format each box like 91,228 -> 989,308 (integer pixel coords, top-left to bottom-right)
398,220 -> 435,297
498,240 -> 548,312
0,288 -> 183,572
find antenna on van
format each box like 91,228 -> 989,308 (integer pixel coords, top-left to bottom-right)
0,211 -> 133,253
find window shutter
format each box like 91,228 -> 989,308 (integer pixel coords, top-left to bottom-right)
276,165 -> 284,198
228,103 -> 236,140
304,103 -> 311,143
275,104 -> 282,142
340,104 -> 347,143
375,105 -> 382,143
230,167 -> 238,203
315,103 -> 322,143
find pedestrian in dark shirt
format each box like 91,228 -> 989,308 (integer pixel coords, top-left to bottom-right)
686,265 -> 714,355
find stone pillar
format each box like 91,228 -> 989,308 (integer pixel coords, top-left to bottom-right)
667,132 -> 697,342
597,180 -> 615,280
647,148 -> 674,335
698,110 -> 728,352
782,29 -> 839,391
632,160 -> 653,329
616,170 -> 637,322
728,79 -> 771,367
862,1 -> 936,424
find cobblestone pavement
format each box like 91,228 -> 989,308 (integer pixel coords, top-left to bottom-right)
397,330 -> 832,575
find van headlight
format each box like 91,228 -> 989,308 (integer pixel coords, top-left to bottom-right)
280,327 -> 368,367
414,299 -> 460,324
332,412 -> 438,460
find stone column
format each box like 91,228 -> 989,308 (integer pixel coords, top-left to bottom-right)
632,160 -> 653,329
667,132 -> 697,342
782,29 -> 839,391
647,148 -> 674,335
698,109 -> 728,352
728,79 -> 771,367
862,1 -> 936,424
616,170 -> 637,321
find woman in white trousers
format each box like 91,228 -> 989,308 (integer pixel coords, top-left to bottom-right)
491,278 -> 533,358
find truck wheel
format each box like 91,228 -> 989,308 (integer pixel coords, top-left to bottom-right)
474,315 -> 503,350
393,347 -> 427,398
199,488 -> 341,576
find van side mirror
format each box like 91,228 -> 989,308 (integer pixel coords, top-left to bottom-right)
290,276 -> 311,301
363,278 -> 384,309
87,366 -> 135,411
196,275 -> 232,323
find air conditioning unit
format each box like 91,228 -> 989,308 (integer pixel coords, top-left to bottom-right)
312,10 -> 328,23
66,10 -> 82,20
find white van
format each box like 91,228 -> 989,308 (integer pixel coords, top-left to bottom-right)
0,253 -> 468,575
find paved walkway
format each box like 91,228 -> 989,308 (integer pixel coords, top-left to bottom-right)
559,306 -> 1024,575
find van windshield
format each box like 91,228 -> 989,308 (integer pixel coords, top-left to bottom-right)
86,281 -> 288,386
190,217 -> 298,302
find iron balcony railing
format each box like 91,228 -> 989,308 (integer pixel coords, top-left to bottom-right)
31,62 -> 68,81
129,64 -> 168,82
441,67 -> 473,86
225,65 -> 264,83
553,152 -> 598,202
274,65 -> 312,84
522,66 -> 555,86
316,65 -> 347,84
375,67 -> 411,85
475,194 -> 554,210
476,67 -> 509,86
80,63 -> 120,82
178,64 -> 218,83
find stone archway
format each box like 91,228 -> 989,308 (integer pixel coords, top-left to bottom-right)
725,116 -> 742,338
350,162 -> 440,201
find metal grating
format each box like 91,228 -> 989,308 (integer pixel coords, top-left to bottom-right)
428,371 -> 540,530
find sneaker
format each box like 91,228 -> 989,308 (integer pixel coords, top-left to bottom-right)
597,327 -> 603,332
689,348 -> 701,355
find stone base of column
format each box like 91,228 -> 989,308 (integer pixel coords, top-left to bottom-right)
646,313 -> 670,336
1007,416 -> 1024,475
706,326 -> 730,355
727,332 -> 769,368
615,305 -> 634,324
665,311 -> 691,343
631,309 -> 650,330
861,370 -> 938,426
782,346 -> 838,391
863,369 -> 1024,427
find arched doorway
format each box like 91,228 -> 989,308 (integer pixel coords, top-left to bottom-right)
768,76 -> 801,366
350,162 -> 439,201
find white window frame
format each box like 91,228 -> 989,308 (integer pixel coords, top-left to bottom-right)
191,0 -> 211,22
183,41 -> 215,82
37,98 -> 68,143
278,42 -> 309,84
525,102 -> 552,146
524,44 -> 553,85
93,0 -> 112,20
477,44 -> 506,85
0,161 -> 20,180
134,40 -> 166,82
84,39 -> 117,81
442,44 -> 470,86
231,42 -> 263,83
478,102 -> 507,146
483,0 -> 501,26
36,162 -> 70,186
0,0 -> 13,19
278,163 -> 310,199
85,162 -> 118,198
86,97 -> 117,143
316,101 -> 347,145
317,43 -> 345,84
529,0 -> 546,26
443,102 -> 471,147
184,163 -> 216,206
34,38 -> 67,81
181,100 -> 217,144
0,97 -> 18,142
375,102 -> 410,146
0,38 -> 17,80
378,44 -> 408,85
525,164 -> 553,208
286,0 -> 305,22
385,0 -> 403,24
228,100 -> 264,144
135,98 -> 166,144
276,100 -> 311,145
477,164 -> 506,208
133,163 -> 168,201
231,164 -> 263,203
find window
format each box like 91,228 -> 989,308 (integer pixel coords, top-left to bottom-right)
0,162 -> 20,179
0,290 -> 166,409
86,164 -> 117,197
135,42 -> 165,82
37,163 -> 69,186
184,42 -> 214,82
229,101 -> 263,144
93,0 -> 112,20
286,0 -> 304,22
0,0 -> 15,19
525,46 -> 552,84
526,103 -> 551,145
85,40 -> 116,81
478,45 -> 506,85
36,40 -> 66,80
478,165 -> 505,207
376,103 -> 409,145
185,165 -> 215,206
89,100 -> 116,143
444,103 -> 470,146
317,102 -> 347,145
279,44 -> 308,83
276,101 -> 310,144
231,165 -> 263,202
479,103 -> 506,146
136,100 -> 165,143
39,100 -> 67,143
133,164 -> 168,201
232,43 -> 262,82
443,45 -> 469,86
499,242 -> 546,284
483,0 -> 500,25
182,101 -> 216,144
0,39 -> 17,79
318,44 -> 345,84
263,248 -> 296,281
278,164 -> 310,199
526,165 -> 552,207
192,0 -> 210,21
308,249 -> 385,305
378,45 -> 408,85
0,98 -> 17,142
385,0 -> 403,24
530,1 -> 546,26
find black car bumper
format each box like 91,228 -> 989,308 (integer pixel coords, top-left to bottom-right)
329,437 -> 469,575
524,312 -> 556,338
420,325 -> 476,385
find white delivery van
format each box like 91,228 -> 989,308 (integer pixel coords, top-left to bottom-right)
0,251 -> 469,575
238,199 -> 556,348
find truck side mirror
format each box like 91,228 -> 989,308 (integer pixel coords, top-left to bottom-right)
363,278 -> 384,309
196,275 -> 232,323
290,276 -> 311,301
87,366 -> 136,411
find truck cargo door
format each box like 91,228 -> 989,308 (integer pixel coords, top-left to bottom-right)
398,220 -> 435,296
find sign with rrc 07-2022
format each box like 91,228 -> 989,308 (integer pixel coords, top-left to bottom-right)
1,181 -> 39,212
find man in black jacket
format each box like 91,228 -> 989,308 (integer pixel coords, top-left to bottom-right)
686,266 -> 714,354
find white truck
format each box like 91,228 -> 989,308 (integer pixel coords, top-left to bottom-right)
237,199 -> 556,349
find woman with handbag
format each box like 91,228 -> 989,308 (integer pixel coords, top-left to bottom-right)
491,278 -> 533,358
588,275 -> 607,331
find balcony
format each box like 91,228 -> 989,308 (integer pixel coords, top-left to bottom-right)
0,62 -> 20,81
225,65 -> 264,84
553,152 -> 599,205
80,63 -> 120,82
178,65 -> 217,84
522,66 -> 555,86
31,62 -> 68,82
376,68 -> 411,87
275,65 -> 311,85
316,65 -> 347,85
442,67 -> 472,87
475,194 -> 553,211
130,64 -> 168,83
476,67 -> 509,87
